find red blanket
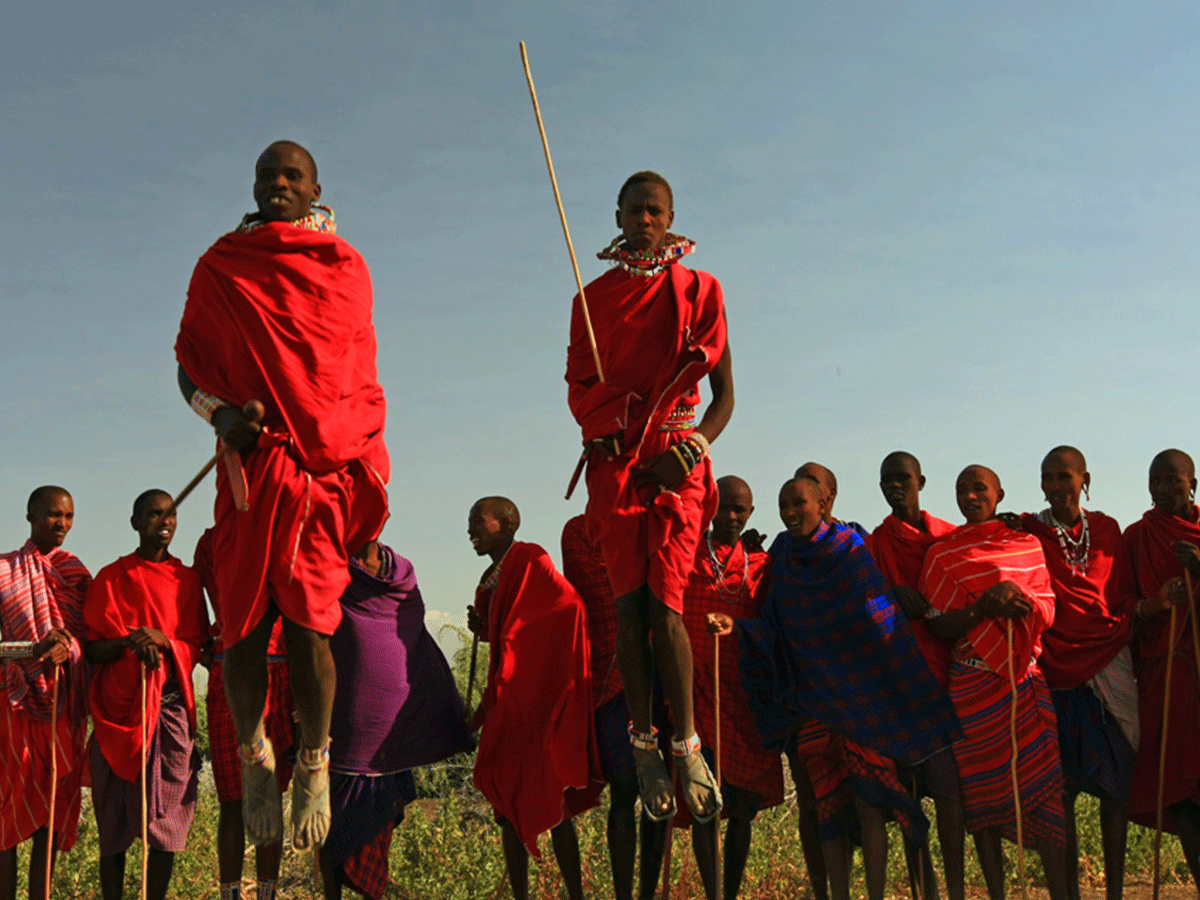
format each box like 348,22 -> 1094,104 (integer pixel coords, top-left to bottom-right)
566,264 -> 726,612
1022,511 -> 1130,689
920,520 -> 1056,675
681,539 -> 783,813
0,542 -> 91,851
472,542 -> 602,856
85,554 -> 207,783
176,223 -> 390,645
867,512 -> 956,687
1118,505 -> 1200,831
560,516 -> 623,708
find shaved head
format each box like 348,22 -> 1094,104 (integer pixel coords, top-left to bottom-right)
1152,449 -> 1195,479
956,464 -> 1004,524
618,170 -> 674,209
795,462 -> 837,520
27,485 -> 70,516
132,489 -> 172,520
260,140 -> 317,181
717,475 -> 752,504
785,475 -> 824,502
958,465 -> 1001,492
473,496 -> 520,533
881,451 -> 921,478
1043,445 -> 1087,473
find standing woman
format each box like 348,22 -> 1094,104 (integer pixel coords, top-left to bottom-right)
566,171 -> 733,823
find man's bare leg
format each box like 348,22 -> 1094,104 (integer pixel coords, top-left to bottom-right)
281,617 -> 335,850
1170,800 -> 1200,889
28,828 -> 56,900
500,820 -> 530,900
1098,796 -> 1128,900
0,846 -> 15,900
854,799 -> 889,900
608,772 -> 640,900
724,814 -> 756,900
550,819 -> 584,900
972,827 -> 1005,900
637,810 -> 669,900
218,800 -> 283,893
789,756 -> 829,900
690,818 -> 719,900
933,795 -> 965,900
99,851 -> 125,900
223,612 -> 278,845
1062,792 -> 1081,900
822,833 -> 852,900
615,589 -> 673,819
1037,836 -> 1071,900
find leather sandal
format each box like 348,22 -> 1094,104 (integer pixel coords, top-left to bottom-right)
673,734 -> 722,824
630,724 -> 675,822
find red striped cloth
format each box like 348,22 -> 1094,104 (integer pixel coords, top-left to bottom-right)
947,657 -> 1065,846
0,541 -> 91,851
681,538 -> 783,809
206,659 -> 295,802
342,825 -> 392,900
920,520 -> 1056,676
560,516 -> 623,708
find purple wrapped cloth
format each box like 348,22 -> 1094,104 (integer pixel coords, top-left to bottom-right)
329,545 -> 473,775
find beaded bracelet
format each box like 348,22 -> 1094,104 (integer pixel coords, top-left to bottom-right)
687,432 -> 711,458
190,388 -> 226,424
671,732 -> 702,757
670,444 -> 694,475
676,441 -> 702,470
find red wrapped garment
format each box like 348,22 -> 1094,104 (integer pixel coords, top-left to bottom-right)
560,515 -> 623,708
681,538 -> 783,811
1118,505 -> 1200,832
867,512 -> 956,688
566,263 -> 726,613
0,542 -> 91,851
921,521 -> 1065,846
1021,511 -> 1130,690
175,222 -> 390,645
193,528 -> 286,657
472,542 -> 603,856
84,554 -> 208,783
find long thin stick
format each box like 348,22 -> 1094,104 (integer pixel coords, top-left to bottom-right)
140,663 -> 149,900
662,818 -> 674,900
713,633 -> 723,897
44,664 -> 59,900
1153,604 -> 1179,900
1006,621 -> 1029,900
519,41 -> 604,383
1186,570 -> 1200,697
464,634 -> 480,719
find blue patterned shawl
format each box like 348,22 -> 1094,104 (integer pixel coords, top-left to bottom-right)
737,522 -> 960,765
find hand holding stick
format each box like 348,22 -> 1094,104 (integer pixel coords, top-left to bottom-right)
170,400 -> 265,513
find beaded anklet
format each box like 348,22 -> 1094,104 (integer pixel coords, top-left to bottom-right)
671,733 -> 702,757
628,723 -> 659,752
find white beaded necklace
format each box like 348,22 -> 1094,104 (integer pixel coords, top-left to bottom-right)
1037,508 -> 1090,575
707,532 -> 747,602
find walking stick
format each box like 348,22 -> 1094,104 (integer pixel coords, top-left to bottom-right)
1006,620 -> 1029,900
169,400 -> 265,513
140,662 -> 149,900
44,664 -> 59,900
464,634 -> 480,719
1153,603 -> 1179,900
518,41 -> 603,385
1186,570 -> 1200,696
662,818 -> 674,900
713,633 -> 723,898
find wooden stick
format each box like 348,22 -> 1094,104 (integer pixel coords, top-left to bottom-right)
662,818 -> 674,900
44,664 -> 58,900
1153,603 -> 1179,900
713,633 -> 723,897
140,662 -> 149,900
518,41 -> 604,384
1006,620 -> 1029,900
464,634 -> 480,719
170,400 -> 265,513
1186,570 -> 1200,697
910,777 -> 925,900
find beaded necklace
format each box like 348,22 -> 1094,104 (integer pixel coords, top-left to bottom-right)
596,233 -> 695,277
236,204 -> 337,235
1037,507 -> 1090,574
706,532 -> 746,602
479,543 -> 513,592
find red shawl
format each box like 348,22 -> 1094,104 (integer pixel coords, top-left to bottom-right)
1022,511 -> 1130,689
867,513 -> 956,688
85,554 -> 207,783
472,542 -> 602,856
566,264 -> 726,453
920,520 -> 1056,676
560,515 -> 623,708
176,222 -> 389,478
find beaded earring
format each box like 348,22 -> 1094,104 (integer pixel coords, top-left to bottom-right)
1084,484 -> 1090,502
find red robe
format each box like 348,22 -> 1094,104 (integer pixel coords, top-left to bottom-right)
566,263 -> 727,613
679,538 -> 783,818
0,542 -> 91,851
85,554 -> 208,783
560,515 -> 623,708
1118,506 -> 1200,832
1021,511 -> 1130,690
175,222 -> 390,644
866,511 -> 956,688
472,542 -> 602,856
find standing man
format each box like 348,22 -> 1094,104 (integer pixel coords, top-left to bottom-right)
175,140 -> 390,850
566,171 -> 732,823
1022,447 -> 1134,900
680,475 -> 783,900
0,486 -> 91,900
85,490 -> 208,900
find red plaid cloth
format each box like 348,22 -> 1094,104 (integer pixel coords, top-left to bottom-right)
343,824 -> 392,900
206,659 -> 295,802
682,539 -> 782,807
561,515 -> 623,707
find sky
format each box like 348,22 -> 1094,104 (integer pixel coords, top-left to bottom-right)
3,1 -> 1200,635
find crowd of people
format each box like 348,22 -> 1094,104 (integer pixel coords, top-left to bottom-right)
0,141 -> 1198,900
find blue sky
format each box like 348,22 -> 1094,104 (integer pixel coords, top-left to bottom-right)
3,1 -> 1199,630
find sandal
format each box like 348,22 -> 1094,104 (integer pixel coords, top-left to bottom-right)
239,734 -> 283,846
629,723 -> 675,822
673,733 -> 722,824
292,740 -> 331,850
